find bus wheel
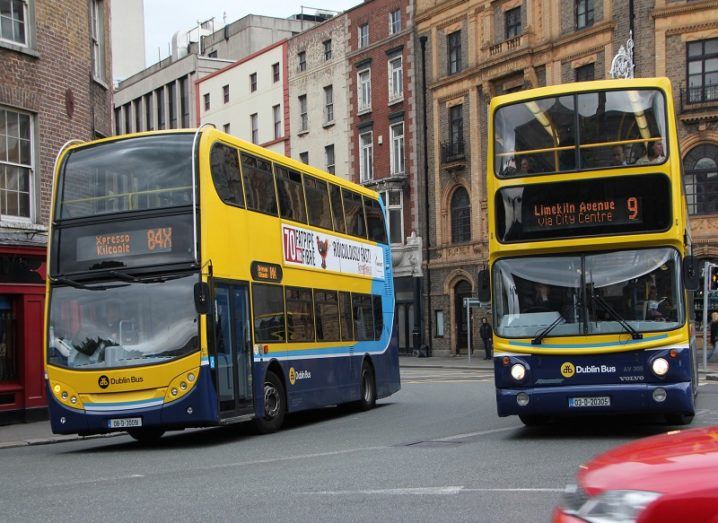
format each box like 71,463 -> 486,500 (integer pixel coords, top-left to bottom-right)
665,413 -> 694,426
519,415 -> 549,427
356,361 -> 376,411
127,428 -> 165,443
254,371 -> 286,434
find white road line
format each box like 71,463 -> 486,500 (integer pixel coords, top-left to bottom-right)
303,486 -> 563,496
434,426 -> 517,442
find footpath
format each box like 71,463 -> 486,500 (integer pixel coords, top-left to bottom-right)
1,355 -> 716,450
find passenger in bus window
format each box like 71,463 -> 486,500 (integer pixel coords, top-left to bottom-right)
518,157 -> 532,174
611,145 -> 627,166
636,141 -> 665,165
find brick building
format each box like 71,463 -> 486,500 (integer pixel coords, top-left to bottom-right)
0,0 -> 112,421
415,0 -> 718,355
347,0 -> 423,354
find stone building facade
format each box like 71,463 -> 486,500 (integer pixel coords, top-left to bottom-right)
0,0 -> 112,420
415,0 -> 718,356
347,0 -> 423,354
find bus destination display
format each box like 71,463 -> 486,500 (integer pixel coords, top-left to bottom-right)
527,196 -> 642,231
495,174 -> 671,242
76,227 -> 173,261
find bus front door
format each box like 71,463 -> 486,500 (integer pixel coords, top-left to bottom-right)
214,283 -> 254,418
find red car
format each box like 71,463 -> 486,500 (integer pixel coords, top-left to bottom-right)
554,426 -> 718,523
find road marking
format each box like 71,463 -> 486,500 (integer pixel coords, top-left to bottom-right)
303,486 -> 563,496
434,426 -> 517,442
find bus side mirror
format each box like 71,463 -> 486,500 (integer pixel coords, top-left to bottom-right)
477,269 -> 491,303
194,282 -> 211,314
683,255 -> 700,291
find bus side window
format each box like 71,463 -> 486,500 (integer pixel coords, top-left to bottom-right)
304,175 -> 333,230
275,165 -> 307,223
372,295 -> 383,340
285,286 -> 315,342
210,143 -> 245,207
339,291 -> 353,341
364,197 -> 388,244
314,289 -> 340,342
252,283 -> 285,343
353,293 -> 374,341
342,189 -> 367,239
329,183 -> 346,234
240,153 -> 277,216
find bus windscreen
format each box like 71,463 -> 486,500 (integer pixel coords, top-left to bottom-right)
495,174 -> 671,242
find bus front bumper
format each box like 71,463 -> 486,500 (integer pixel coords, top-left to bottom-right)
496,381 -> 694,418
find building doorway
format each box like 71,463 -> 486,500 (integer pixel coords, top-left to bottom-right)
454,279 -> 472,354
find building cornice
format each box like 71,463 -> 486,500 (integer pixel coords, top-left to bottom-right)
665,21 -> 718,37
415,0 -> 474,27
652,0 -> 717,20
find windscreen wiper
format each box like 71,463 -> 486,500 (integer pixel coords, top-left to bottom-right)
108,270 -> 140,282
52,277 -> 127,291
108,271 -> 183,284
591,293 -> 643,340
531,315 -> 565,345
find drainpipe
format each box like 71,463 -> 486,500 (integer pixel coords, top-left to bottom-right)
420,35 -> 432,355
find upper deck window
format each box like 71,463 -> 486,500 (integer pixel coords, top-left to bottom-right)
494,89 -> 667,177
58,134 -> 194,220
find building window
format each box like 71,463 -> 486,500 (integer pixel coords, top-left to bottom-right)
389,9 -> 401,35
91,0 -> 105,80
576,0 -> 594,30
0,0 -> 27,46
168,82 -> 177,128
273,104 -> 281,139
447,31 -> 461,75
358,24 -> 369,49
358,68 -> 371,112
684,144 -> 718,215
359,131 -> 373,182
145,94 -> 153,131
156,88 -> 165,129
208,50 -> 217,58
505,6 -> 521,40
390,122 -> 405,175
249,73 -> 257,92
324,85 -> 334,123
0,107 -> 33,219
324,39 -> 332,60
179,76 -> 188,127
250,113 -> 258,144
325,145 -> 335,174
687,39 -> 718,103
298,51 -> 306,72
388,56 -> 403,102
203,92 -> 210,111
223,123 -> 230,133
449,104 -> 464,155
575,63 -> 595,82
451,186 -> 471,244
299,94 -> 308,132
223,84 -> 229,103
300,152 -> 309,164
272,62 -> 280,82
380,190 -> 403,244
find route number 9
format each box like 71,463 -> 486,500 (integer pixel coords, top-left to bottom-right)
627,197 -> 638,220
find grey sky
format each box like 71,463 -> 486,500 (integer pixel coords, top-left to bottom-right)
144,0 -> 360,66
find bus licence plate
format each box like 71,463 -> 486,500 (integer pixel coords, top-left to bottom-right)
568,396 -> 610,408
107,417 -> 142,429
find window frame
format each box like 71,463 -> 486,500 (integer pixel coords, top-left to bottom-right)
223,84 -> 230,104
388,56 -> 403,102
380,189 -> 404,245
90,0 -> 105,81
250,113 -> 258,144
203,92 -> 210,112
299,94 -> 308,132
450,186 -> 471,244
0,0 -> 29,47
389,9 -> 401,35
390,121 -> 405,176
575,0 -> 595,31
505,6 -> 522,40
447,31 -> 461,75
272,62 -> 280,83
359,131 -> 374,183
298,50 -> 306,72
323,39 -> 332,61
0,105 -> 34,222
687,38 -> 718,104
273,104 -> 282,140
324,85 -> 334,124
249,73 -> 257,93
358,68 -> 372,113
325,144 -> 335,175
358,24 -> 369,49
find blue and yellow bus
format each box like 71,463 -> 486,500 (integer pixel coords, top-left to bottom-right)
45,128 -> 399,441
483,78 -> 699,426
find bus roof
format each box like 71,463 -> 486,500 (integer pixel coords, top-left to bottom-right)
489,77 -> 673,112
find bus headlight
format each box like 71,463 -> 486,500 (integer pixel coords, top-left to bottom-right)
511,363 -> 526,381
651,358 -> 669,376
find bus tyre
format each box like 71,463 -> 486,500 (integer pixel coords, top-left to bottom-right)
127,428 -> 165,443
356,361 -> 376,411
519,414 -> 549,427
665,413 -> 694,426
254,371 -> 286,434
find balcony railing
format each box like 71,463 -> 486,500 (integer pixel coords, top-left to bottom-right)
489,35 -> 523,57
441,139 -> 465,164
680,85 -> 718,112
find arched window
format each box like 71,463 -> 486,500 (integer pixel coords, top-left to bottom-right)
684,144 -> 718,215
451,186 -> 471,243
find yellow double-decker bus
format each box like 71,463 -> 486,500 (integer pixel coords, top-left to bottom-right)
45,129 -> 399,441
482,78 -> 699,426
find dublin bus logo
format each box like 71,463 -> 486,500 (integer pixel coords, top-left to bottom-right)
98,375 -> 110,389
